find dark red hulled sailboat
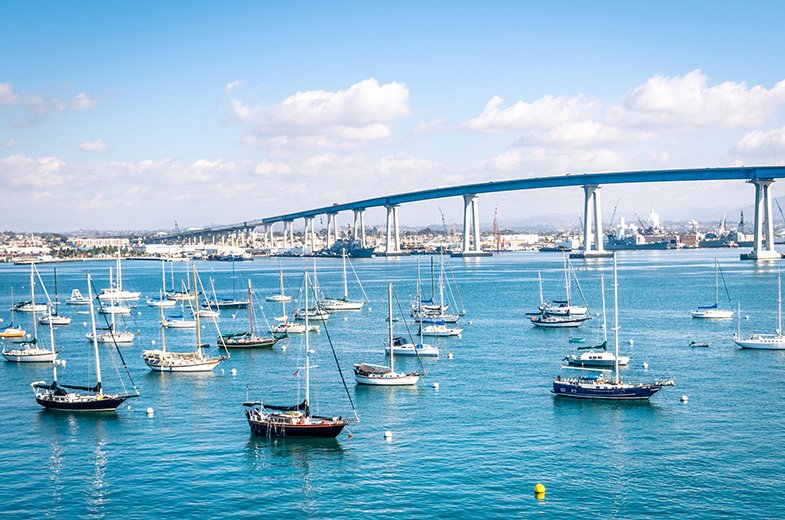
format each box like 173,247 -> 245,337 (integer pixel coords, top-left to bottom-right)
243,271 -> 356,438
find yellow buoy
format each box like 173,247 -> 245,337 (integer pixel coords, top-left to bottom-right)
534,483 -> 546,495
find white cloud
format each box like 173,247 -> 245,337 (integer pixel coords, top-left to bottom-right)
0,83 -> 18,105
228,78 -> 411,147
0,155 -> 70,189
482,147 -> 628,175
225,80 -> 244,93
733,126 -> 785,156
611,69 -> 785,128
70,92 -> 97,110
463,94 -> 597,133
4,139 -> 15,149
79,138 -> 109,152
0,82 -> 98,124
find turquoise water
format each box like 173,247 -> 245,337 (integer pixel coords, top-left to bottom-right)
1,250 -> 784,518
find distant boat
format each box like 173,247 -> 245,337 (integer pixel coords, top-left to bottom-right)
563,275 -> 630,369
31,272 -> 140,411
530,314 -> 588,328
319,250 -> 366,311
143,267 -> 227,372
204,258 -> 248,309
0,287 -> 26,339
37,267 -> 71,326
147,261 -> 177,308
243,271 -> 355,438
419,322 -> 463,337
552,257 -> 675,400
98,249 -> 140,300
3,265 -> 55,363
692,258 -> 734,319
218,280 -> 281,349
66,289 -> 90,305
689,341 -> 710,348
265,268 -> 292,303
539,256 -> 590,317
385,336 -> 439,357
354,283 -> 420,386
734,272 -> 785,349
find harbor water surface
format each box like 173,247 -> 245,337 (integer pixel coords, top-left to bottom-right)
1,249 -> 783,518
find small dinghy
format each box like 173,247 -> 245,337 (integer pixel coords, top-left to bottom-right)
689,341 -> 710,348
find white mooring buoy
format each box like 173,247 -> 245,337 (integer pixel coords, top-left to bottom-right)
433,382 -> 440,390
231,368 -> 237,376
146,407 -> 154,416
681,395 -> 689,403
384,430 -> 393,441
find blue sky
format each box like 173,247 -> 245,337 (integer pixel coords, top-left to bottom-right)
3,1 -> 785,232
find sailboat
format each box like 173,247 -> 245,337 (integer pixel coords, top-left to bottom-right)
143,266 -> 227,371
354,283 -> 420,386
734,271 -> 785,349
269,275 -> 319,336
166,260 -> 197,301
147,261 -> 177,308
0,287 -> 26,338
205,258 -> 249,309
385,314 -> 439,357
3,265 -> 56,362
539,256 -> 589,317
552,257 -> 674,400
564,275 -> 630,368
218,279 -> 281,348
692,258 -> 734,319
530,270 -> 591,328
38,268 -> 72,326
243,272 -> 352,438
66,288 -> 90,305
319,250 -> 366,311
265,268 -> 292,302
31,273 -> 140,411
98,248 -> 140,300
162,282 -> 197,329
411,256 -> 461,323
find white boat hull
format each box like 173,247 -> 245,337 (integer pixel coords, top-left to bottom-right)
420,326 -> 462,337
266,294 -> 291,303
735,335 -> 785,349
163,320 -> 197,329
145,359 -> 221,372
98,290 -> 140,300
385,344 -> 439,357
354,373 -> 420,386
692,309 -> 734,319
320,299 -> 364,311
86,332 -> 136,344
147,299 -> 177,308
2,349 -> 56,362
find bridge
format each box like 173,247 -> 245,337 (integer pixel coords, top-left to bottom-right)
162,166 -> 785,260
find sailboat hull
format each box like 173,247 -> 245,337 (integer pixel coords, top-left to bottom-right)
3,350 -> 56,363
551,380 -> 669,400
734,337 -> 785,349
35,394 -> 129,412
247,418 -> 346,438
692,309 -> 734,319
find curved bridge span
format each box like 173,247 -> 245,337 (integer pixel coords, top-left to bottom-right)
168,166 -> 785,260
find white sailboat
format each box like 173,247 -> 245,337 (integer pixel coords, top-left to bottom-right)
66,288 -> 90,305
266,268 -> 292,302
0,287 -> 26,339
269,274 -> 319,336
564,275 -> 630,368
143,267 -> 227,372
38,268 -> 72,326
319,250 -> 366,311
98,249 -> 140,300
354,283 -> 420,386
540,256 -> 589,317
3,265 -> 56,362
734,271 -> 785,349
411,255 -> 461,323
692,258 -> 734,319
147,261 -> 177,308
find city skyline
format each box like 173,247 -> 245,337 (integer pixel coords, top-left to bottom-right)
3,1 -> 785,232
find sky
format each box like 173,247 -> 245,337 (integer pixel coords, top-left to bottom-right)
3,1 -> 785,232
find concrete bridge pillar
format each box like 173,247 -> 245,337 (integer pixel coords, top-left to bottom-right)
360,210 -> 367,248
456,194 -> 488,257
326,214 -> 334,248
572,185 -> 612,259
353,210 -> 361,241
333,213 -> 340,242
745,179 -> 780,260
385,204 -> 401,254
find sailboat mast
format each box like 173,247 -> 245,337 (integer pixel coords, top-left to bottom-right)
159,290 -> 166,352
601,274 -> 607,342
778,270 -> 783,336
715,259 -> 720,307
538,271 -> 544,307
41,267 -> 58,382
305,272 -> 311,406
388,283 -> 394,374
30,264 -> 38,340
87,274 -> 103,392
564,255 -> 572,306
613,256 -> 620,384
116,246 -> 123,291
430,257 -> 435,302
161,260 -> 166,297
53,267 -> 59,313
194,267 -> 202,355
342,249 -> 349,300
248,279 -> 255,335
